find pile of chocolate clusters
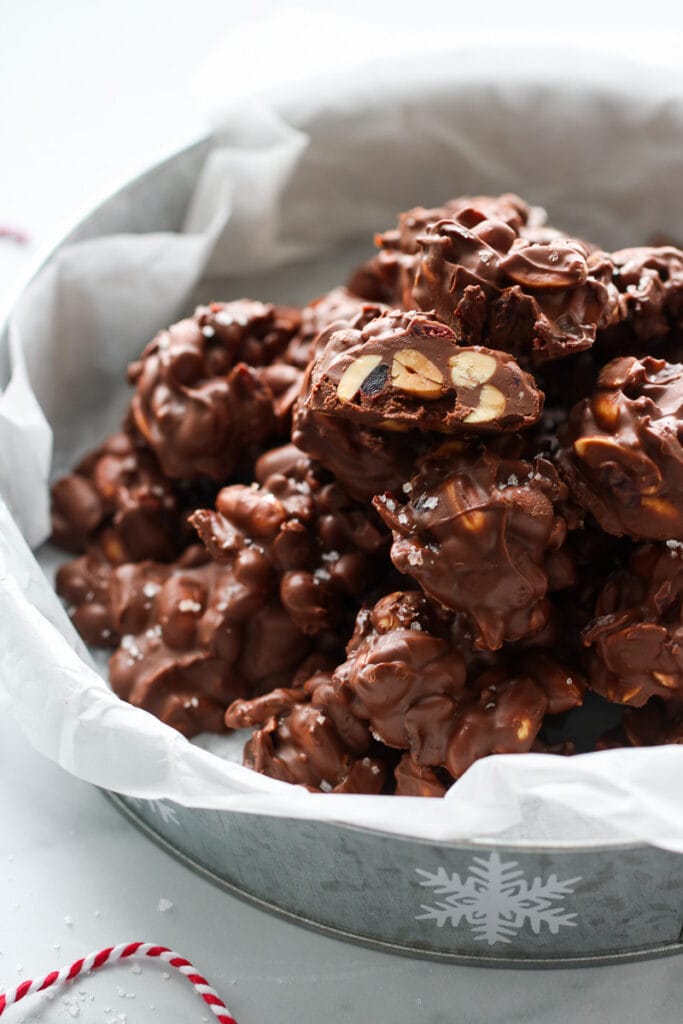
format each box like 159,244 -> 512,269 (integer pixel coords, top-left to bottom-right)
52,192 -> 683,797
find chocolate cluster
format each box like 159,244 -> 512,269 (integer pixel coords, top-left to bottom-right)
334,592 -> 584,780
598,699 -> 683,749
413,220 -> 621,364
600,247 -> 683,352
51,190 -> 683,793
374,445 -> 572,650
559,356 -> 683,540
58,543 -> 322,736
127,302 -> 296,481
349,192 -> 552,309
225,672 -> 388,793
51,431 -> 194,564
189,443 -> 388,637
583,543 -> 683,706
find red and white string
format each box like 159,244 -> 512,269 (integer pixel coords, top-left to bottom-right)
0,941 -> 238,1022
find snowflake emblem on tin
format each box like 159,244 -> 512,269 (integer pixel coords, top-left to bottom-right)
415,853 -> 581,945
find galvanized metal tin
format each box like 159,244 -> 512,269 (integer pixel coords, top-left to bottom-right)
3,133 -> 682,967
108,793 -> 683,966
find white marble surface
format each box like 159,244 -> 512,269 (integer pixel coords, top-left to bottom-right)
1,3 -> 683,1020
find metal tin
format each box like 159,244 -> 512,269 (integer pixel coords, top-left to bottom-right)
109,793 -> 683,966
3,136 -> 682,968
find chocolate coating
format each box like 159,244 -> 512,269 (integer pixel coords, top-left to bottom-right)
334,592 -> 468,752
51,431 -> 191,563
305,309 -> 542,435
127,302 -> 304,480
257,361 -> 305,434
393,754 -> 450,797
59,538 -> 322,735
292,403 -> 422,502
55,554 -> 119,647
559,356 -> 683,540
348,193 -> 550,308
225,672 -> 388,793
622,699 -> 683,746
550,523 -> 631,641
190,446 -> 388,636
108,544 -> 317,736
583,542 -> 683,706
283,287 -> 387,369
198,299 -> 301,364
411,207 -> 622,363
596,699 -> 683,750
334,592 -> 584,778
374,445 -> 571,650
598,247 -> 683,351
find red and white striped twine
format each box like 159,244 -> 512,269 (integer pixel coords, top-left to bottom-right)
0,941 -> 238,1022
0,225 -> 29,245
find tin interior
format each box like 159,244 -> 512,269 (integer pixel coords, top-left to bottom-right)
4,130 -> 683,963
0,134 -> 658,852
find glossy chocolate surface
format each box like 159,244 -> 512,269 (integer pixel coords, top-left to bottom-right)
51,431 -> 193,564
333,592 -> 584,779
584,543 -> 683,706
374,445 -> 571,650
190,445 -> 388,636
559,356 -> 683,540
128,300 -> 301,480
226,673 -> 388,793
412,210 -> 623,363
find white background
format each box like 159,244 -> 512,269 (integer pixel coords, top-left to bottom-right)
1,3 -> 683,1021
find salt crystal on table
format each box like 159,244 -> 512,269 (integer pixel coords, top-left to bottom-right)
157,897 -> 173,912
116,985 -> 135,999
62,994 -> 80,1018
64,914 -> 74,926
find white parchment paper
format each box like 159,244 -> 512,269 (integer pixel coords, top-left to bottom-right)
2,50 -> 683,850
